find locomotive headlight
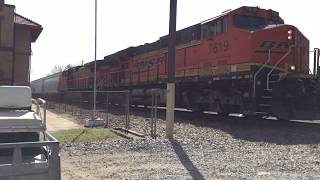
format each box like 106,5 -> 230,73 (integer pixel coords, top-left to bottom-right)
290,65 -> 296,71
288,29 -> 293,40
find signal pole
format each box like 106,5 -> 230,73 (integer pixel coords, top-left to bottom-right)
166,0 -> 177,139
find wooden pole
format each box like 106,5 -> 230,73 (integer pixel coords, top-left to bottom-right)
166,0 -> 177,139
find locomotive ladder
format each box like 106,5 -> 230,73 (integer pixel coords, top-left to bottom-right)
253,49 -> 273,116
255,44 -> 296,116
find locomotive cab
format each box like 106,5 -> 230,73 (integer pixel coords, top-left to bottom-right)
228,7 -> 317,119
231,7 -> 309,74
197,6 -> 316,119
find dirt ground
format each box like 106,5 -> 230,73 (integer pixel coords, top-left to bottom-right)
46,109 -> 82,132
61,145 -> 192,180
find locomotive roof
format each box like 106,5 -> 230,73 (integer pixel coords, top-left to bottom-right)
100,6 -> 282,65
84,60 -> 107,67
103,23 -> 202,63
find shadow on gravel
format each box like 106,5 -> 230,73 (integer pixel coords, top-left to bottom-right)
180,113 -> 320,145
170,139 -> 205,180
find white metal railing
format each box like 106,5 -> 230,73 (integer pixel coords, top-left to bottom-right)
32,98 -> 47,129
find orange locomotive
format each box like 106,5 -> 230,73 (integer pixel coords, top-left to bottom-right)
54,6 -> 319,119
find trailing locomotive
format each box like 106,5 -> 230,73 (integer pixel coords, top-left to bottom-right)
32,6 -> 320,119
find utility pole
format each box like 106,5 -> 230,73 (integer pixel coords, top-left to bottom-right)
166,0 -> 177,139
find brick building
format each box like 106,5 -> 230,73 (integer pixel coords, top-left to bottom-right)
0,0 -> 42,85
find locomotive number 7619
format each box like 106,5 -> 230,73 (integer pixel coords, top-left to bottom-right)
208,40 -> 229,54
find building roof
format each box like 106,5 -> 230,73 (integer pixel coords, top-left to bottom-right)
14,13 -> 43,42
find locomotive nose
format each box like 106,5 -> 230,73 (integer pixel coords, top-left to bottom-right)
252,24 -> 309,73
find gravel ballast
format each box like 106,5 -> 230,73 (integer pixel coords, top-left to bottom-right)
59,109 -> 320,179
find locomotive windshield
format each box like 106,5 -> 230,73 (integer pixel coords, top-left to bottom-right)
233,15 -> 266,30
233,14 -> 284,31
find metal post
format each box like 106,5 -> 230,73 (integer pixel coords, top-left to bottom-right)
313,48 -> 318,75
126,91 -> 130,130
154,94 -> 158,139
43,103 -> 47,129
71,103 -> 74,115
317,48 -> 320,75
105,93 -> 109,127
36,103 -> 40,115
93,0 -> 98,120
49,142 -> 61,180
151,94 -> 154,138
79,99 -> 83,118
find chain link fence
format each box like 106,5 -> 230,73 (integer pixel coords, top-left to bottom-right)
34,89 -> 164,138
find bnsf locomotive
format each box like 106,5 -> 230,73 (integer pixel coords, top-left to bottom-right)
32,6 -> 320,119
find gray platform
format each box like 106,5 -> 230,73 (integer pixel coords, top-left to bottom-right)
0,110 -> 43,132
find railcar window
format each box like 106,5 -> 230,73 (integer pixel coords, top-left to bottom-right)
208,23 -> 217,36
222,16 -> 227,33
202,16 -> 227,39
202,26 -> 208,38
233,15 -> 266,30
216,20 -> 222,34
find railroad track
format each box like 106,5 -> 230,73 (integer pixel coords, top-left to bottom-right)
126,104 -> 320,129
50,101 -> 320,130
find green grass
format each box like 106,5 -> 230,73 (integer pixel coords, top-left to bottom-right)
51,128 -> 118,143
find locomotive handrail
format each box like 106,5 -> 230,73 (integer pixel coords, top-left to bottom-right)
253,49 -> 271,97
266,44 -> 296,90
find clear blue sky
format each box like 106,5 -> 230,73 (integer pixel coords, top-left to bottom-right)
6,0 -> 319,80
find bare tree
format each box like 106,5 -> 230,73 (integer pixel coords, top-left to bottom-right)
48,65 -> 64,75
47,63 -> 76,76
64,64 -> 73,70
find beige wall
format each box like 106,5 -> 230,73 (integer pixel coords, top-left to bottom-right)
14,55 -> 29,85
0,5 -> 14,85
0,5 -> 34,86
14,28 -> 32,85
0,51 -> 12,83
15,28 -> 31,54
0,5 -> 14,48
